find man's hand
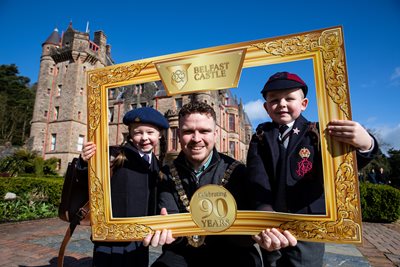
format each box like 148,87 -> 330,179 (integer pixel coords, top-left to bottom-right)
143,208 -> 176,247
253,228 -> 297,252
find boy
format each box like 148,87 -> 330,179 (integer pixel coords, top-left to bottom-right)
246,72 -> 379,267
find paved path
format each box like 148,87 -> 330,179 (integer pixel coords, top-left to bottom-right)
0,218 -> 399,266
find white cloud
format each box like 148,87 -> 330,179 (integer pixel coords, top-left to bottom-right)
390,67 -> 400,80
369,124 -> 400,154
360,80 -> 377,88
365,116 -> 378,124
244,99 -> 269,122
389,67 -> 400,87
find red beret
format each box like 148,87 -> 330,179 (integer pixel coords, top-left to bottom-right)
261,72 -> 308,98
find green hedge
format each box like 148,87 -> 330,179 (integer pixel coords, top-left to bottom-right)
0,177 -> 64,223
0,177 -> 63,207
360,182 -> 400,222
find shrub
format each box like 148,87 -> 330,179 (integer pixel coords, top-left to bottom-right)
0,191 -> 57,222
0,149 -> 59,176
360,182 -> 400,222
0,177 -> 64,223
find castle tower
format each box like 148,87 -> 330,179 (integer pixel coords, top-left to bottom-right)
29,23 -> 113,174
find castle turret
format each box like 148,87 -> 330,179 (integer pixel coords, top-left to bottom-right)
28,28 -> 61,156
29,23 -> 113,174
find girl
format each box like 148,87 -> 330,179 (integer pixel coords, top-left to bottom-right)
80,107 -> 169,267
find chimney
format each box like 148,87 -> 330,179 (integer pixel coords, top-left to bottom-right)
94,31 -> 107,48
106,44 -> 111,56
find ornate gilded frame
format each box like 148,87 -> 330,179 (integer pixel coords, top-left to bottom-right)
87,26 -> 363,243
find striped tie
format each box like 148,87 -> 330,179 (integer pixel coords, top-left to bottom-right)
279,125 -> 290,146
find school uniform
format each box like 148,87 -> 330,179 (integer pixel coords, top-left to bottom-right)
246,114 -> 379,267
92,141 -> 160,267
79,107 -> 169,267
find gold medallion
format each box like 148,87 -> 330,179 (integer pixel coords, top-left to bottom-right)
186,235 -> 206,247
189,184 -> 237,233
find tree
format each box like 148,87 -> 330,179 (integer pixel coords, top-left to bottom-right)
357,127 -> 391,178
387,148 -> 400,188
0,149 -> 58,176
0,64 -> 35,146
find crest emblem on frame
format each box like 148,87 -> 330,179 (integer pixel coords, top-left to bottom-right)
168,64 -> 191,90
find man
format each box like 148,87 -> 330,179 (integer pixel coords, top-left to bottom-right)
144,101 -> 297,267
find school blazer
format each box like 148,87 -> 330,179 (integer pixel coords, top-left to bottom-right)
111,142 -> 160,217
247,115 -> 378,214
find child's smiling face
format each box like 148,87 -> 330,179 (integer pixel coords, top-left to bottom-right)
264,88 -> 309,125
129,123 -> 161,153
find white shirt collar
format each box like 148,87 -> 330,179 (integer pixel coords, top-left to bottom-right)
286,121 -> 295,129
138,151 -> 152,164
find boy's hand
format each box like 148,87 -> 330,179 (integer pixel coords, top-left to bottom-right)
327,120 -> 372,151
81,141 -> 97,162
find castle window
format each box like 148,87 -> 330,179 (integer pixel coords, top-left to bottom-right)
109,107 -> 114,122
47,88 -> 51,95
77,135 -> 84,151
175,98 -> 183,109
80,87 -> 84,95
54,106 -> 59,120
229,114 -> 235,131
50,134 -> 57,151
57,85 -> 62,96
171,127 -> 178,151
89,41 -> 99,52
78,111 -> 81,120
109,88 -> 116,99
229,141 -> 235,157
44,110 -> 48,117
49,67 -> 53,74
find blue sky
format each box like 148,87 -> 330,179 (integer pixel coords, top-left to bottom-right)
1,0 -> 399,152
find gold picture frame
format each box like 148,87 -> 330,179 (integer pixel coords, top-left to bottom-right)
87,26 -> 362,244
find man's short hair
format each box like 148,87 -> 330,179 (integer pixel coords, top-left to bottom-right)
178,101 -> 216,122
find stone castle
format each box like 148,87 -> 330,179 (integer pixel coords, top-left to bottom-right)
29,23 -> 253,174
